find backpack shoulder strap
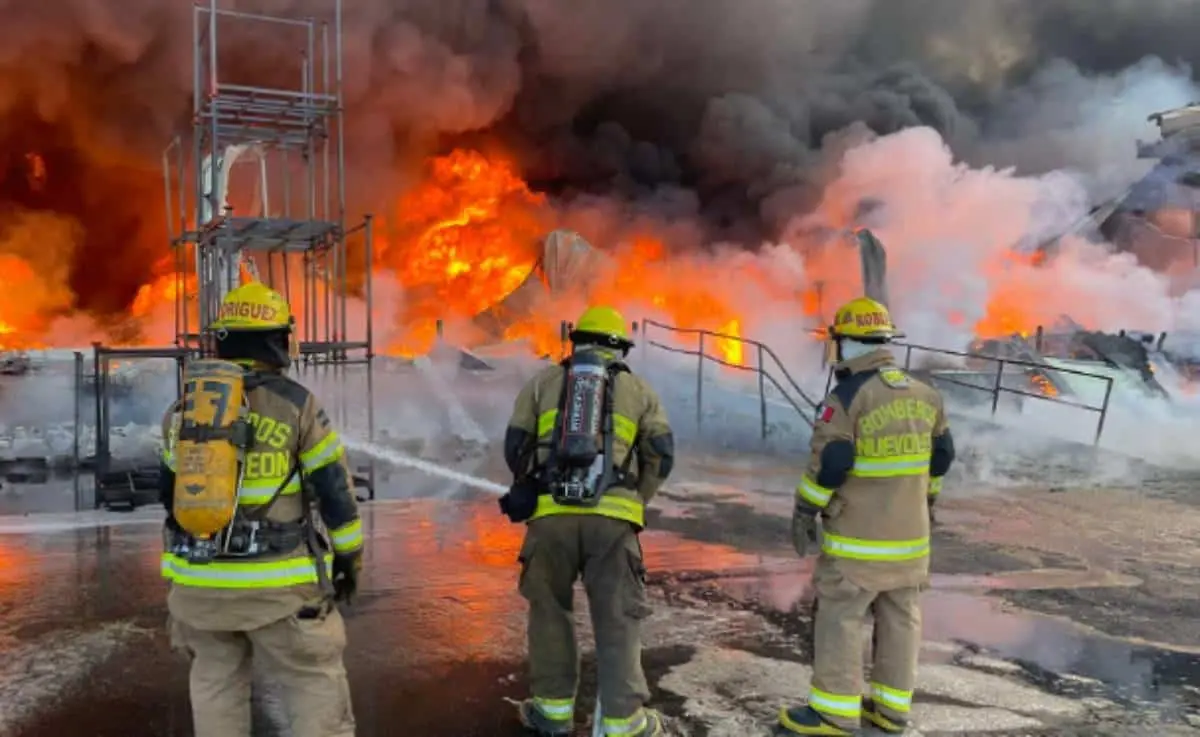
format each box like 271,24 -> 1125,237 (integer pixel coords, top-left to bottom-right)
606,364 -> 639,479
555,359 -> 571,415
237,373 -> 302,523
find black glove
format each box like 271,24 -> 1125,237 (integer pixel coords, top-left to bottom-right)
499,475 -> 541,523
332,553 -> 362,604
791,501 -> 821,558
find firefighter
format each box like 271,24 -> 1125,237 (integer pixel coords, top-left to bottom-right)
159,282 -> 363,737
778,296 -> 955,736
500,305 -> 675,737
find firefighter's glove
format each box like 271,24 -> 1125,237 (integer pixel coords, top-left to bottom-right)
499,475 -> 541,523
928,495 -> 938,527
332,553 -> 362,604
791,501 -> 821,558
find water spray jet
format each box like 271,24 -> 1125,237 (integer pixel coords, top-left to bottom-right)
343,437 -> 507,496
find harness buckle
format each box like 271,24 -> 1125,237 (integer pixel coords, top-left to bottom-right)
184,538 -> 218,565
550,478 -> 602,507
223,520 -> 267,557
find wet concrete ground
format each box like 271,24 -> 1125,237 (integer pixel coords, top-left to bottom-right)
2,451 -> 1200,736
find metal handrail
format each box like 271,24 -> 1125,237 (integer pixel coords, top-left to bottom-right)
639,319 -> 819,439
895,341 -> 1115,445
91,343 -> 197,507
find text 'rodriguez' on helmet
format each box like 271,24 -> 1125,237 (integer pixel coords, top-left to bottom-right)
829,297 -> 905,341
211,282 -> 294,332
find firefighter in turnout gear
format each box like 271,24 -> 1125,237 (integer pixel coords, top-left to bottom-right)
778,296 -> 955,736
159,282 -> 362,737
500,305 -> 675,737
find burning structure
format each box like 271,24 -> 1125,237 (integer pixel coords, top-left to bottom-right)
3,1 -> 1200,476
161,1 -> 375,367
1089,103 -> 1200,278
0,1 -> 1187,360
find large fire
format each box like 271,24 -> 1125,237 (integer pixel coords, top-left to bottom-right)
972,250 -> 1053,340
376,149 -> 759,364
378,149 -> 548,356
0,143 -> 1063,362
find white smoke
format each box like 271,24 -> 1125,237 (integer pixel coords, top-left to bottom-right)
972,57 -> 1198,201
563,57 -> 1200,472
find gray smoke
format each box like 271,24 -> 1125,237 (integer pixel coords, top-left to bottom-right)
2,0 -> 1200,317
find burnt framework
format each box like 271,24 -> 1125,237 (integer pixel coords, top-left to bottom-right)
91,345 -> 193,509
90,0 -> 377,509
162,0 -> 374,360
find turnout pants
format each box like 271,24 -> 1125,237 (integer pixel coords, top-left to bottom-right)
518,515 -> 653,723
170,607 -> 356,737
808,560 -> 922,729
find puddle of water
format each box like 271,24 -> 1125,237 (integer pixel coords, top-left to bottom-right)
2,490 -> 1198,719
711,566 -> 1200,706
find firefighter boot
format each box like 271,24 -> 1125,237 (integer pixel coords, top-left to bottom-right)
862,699 -> 907,734
778,706 -> 857,735
604,707 -> 664,736
517,699 -> 573,736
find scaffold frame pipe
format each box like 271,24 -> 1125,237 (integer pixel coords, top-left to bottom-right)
162,0 -> 372,363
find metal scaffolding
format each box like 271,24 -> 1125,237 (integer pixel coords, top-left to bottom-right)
140,0 -> 376,505
163,0 -> 374,366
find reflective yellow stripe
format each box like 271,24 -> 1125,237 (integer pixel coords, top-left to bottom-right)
238,474 -> 302,505
870,682 -> 913,713
807,687 -> 862,719
537,410 -> 556,437
160,552 -> 332,589
602,708 -> 650,735
611,414 -> 636,444
796,475 -> 833,508
851,453 -> 931,478
532,697 -> 574,720
162,448 -> 176,472
330,519 -> 363,554
535,409 -> 637,444
530,493 -> 645,527
822,532 -> 930,561
929,476 -> 943,497
300,432 -> 345,472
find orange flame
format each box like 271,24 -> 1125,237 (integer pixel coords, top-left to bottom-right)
1030,372 -> 1059,397
381,149 -> 546,356
973,250 -> 1058,339
0,143 -> 1072,360
377,150 -> 755,364
716,319 -> 744,365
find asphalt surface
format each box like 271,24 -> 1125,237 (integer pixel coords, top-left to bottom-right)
1,450 -> 1199,736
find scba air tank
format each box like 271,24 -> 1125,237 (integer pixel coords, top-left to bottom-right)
556,351 -> 609,470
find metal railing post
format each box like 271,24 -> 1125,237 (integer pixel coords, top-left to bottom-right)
73,351 -> 83,512
92,343 -> 104,508
990,359 -> 1004,416
696,332 -> 705,430
757,344 -> 767,441
367,357 -> 376,501
904,344 -> 913,369
1094,376 -> 1115,444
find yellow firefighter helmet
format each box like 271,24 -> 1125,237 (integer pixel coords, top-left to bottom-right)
570,305 -> 634,349
210,282 -> 293,332
830,296 -> 903,340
